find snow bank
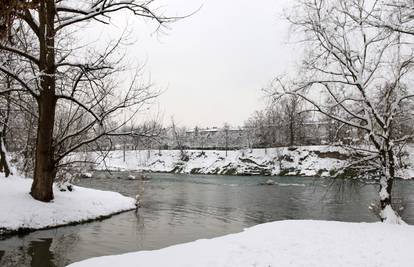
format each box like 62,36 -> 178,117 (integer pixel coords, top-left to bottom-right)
0,176 -> 135,234
76,146 -> 357,177
77,145 -> 414,179
68,220 -> 414,267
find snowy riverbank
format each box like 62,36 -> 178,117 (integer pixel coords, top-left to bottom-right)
68,220 -> 414,267
0,176 -> 135,235
78,145 -> 414,179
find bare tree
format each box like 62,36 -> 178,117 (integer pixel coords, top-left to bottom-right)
129,121 -> 164,150
270,0 -> 414,223
245,111 -> 270,148
245,101 -> 306,148
0,1 -> 174,201
171,118 -> 188,161
0,27 -> 37,177
223,123 -> 230,156
265,105 -> 283,146
280,94 -> 306,146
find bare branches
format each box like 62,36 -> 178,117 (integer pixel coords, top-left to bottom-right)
365,0 -> 414,37
53,61 -> 160,163
273,0 -> 414,221
276,0 -> 413,140
55,0 -> 176,31
0,0 -> 40,39
0,43 -> 39,65
0,65 -> 39,99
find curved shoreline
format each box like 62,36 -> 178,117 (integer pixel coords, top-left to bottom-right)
0,208 -> 135,237
0,177 -> 136,237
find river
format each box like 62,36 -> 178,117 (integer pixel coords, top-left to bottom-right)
1,173 -> 414,266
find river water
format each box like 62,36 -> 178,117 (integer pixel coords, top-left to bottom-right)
1,173 -> 414,267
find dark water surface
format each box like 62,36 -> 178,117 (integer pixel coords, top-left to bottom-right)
1,173 -> 414,267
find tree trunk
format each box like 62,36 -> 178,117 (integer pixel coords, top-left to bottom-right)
289,120 -> 294,146
379,174 -> 393,218
378,147 -> 401,223
0,88 -> 11,177
0,137 -> 11,177
225,131 -> 228,157
30,91 -> 57,202
30,0 -> 57,202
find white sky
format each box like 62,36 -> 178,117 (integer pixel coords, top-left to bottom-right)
95,0 -> 298,128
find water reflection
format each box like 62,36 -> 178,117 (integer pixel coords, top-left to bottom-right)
28,239 -> 55,267
0,173 -> 413,267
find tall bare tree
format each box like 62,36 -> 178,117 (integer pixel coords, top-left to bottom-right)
270,0 -> 414,223
0,1 -> 173,201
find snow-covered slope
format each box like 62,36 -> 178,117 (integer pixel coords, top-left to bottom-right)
0,176 -> 135,234
80,145 -> 414,179
68,220 -> 414,267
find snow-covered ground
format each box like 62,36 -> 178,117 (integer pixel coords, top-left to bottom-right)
76,145 -> 414,179
0,175 -> 135,234
68,220 -> 414,267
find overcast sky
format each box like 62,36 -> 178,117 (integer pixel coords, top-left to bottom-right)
103,0 -> 298,128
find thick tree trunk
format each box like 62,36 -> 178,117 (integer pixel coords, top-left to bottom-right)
30,91 -> 57,202
30,0 -> 57,202
378,147 -> 402,223
379,174 -> 393,218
